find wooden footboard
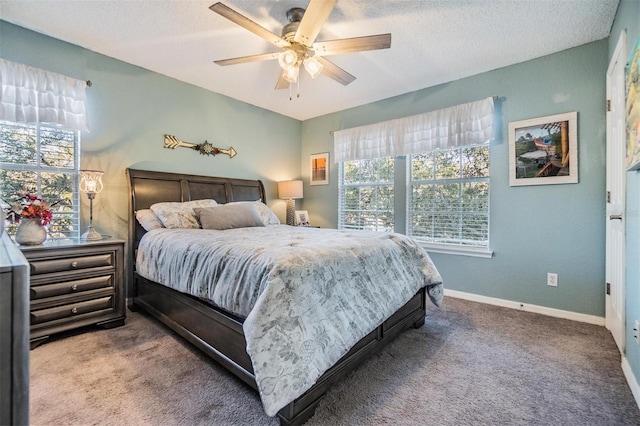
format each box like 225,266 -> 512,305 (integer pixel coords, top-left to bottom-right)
134,274 -> 426,426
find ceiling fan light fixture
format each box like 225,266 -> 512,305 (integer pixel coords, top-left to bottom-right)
303,56 -> 323,78
278,49 -> 298,71
283,65 -> 299,83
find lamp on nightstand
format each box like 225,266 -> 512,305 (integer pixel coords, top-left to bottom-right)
79,170 -> 104,240
278,180 -> 303,226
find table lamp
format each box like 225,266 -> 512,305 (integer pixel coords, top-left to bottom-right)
79,169 -> 104,240
277,180 -> 303,226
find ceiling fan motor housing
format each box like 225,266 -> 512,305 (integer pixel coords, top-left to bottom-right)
281,7 -> 305,41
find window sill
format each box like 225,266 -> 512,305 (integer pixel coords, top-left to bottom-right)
420,242 -> 493,258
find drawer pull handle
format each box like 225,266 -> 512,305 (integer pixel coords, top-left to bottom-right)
71,284 -> 78,291
71,307 -> 78,314
71,261 -> 78,268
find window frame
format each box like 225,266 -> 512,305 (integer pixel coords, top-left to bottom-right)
337,147 -> 493,258
407,144 -> 492,257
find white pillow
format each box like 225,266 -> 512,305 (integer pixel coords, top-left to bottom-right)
228,200 -> 280,225
135,209 -> 165,231
150,199 -> 218,229
194,204 -> 265,230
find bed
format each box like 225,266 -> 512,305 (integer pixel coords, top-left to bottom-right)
126,168 -> 443,425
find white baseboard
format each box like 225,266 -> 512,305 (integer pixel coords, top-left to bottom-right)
443,289 -> 605,326
622,356 -> 640,410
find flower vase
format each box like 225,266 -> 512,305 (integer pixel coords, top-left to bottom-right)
15,219 -> 47,245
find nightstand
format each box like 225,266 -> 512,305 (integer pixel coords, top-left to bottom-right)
19,238 -> 126,348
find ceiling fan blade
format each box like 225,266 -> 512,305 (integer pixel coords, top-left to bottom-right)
275,73 -> 289,90
210,2 -> 290,49
214,52 -> 280,66
316,56 -> 356,86
293,0 -> 337,47
314,34 -> 392,56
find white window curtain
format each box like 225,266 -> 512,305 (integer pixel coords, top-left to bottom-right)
333,97 -> 494,163
0,58 -> 89,132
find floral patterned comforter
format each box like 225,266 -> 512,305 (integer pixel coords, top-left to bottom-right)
136,225 -> 443,416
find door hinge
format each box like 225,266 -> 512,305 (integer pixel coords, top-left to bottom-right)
607,99 -> 611,112
606,282 -> 611,295
607,191 -> 611,203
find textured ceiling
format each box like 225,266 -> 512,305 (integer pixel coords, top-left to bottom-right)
0,0 -> 619,121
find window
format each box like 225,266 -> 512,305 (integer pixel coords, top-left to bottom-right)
408,144 -> 490,247
0,120 -> 81,238
334,98 -> 494,256
337,145 -> 490,251
338,157 -> 394,231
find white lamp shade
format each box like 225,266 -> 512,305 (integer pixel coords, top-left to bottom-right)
79,170 -> 104,194
278,180 -> 303,199
278,49 -> 298,70
282,66 -> 299,83
303,56 -> 323,78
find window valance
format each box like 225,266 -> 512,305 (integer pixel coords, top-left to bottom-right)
333,97 -> 494,163
0,58 -> 89,131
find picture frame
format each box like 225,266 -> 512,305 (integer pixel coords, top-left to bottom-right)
508,111 -> 578,186
310,152 -> 329,186
626,38 -> 640,171
295,210 -> 310,227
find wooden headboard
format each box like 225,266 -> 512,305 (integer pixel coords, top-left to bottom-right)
126,168 -> 266,297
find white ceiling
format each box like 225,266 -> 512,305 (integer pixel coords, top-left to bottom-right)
0,0 -> 619,121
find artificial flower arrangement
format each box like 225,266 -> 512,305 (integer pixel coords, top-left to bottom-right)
5,194 -> 59,226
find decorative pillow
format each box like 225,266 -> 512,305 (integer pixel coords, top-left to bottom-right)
135,209 -> 165,231
150,199 -> 218,229
228,200 -> 280,225
194,204 -> 265,230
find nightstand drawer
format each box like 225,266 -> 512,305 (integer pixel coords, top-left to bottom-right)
30,275 -> 114,300
29,253 -> 113,275
30,296 -> 114,325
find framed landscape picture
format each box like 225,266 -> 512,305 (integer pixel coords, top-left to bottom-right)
310,152 -> 329,185
508,112 -> 578,186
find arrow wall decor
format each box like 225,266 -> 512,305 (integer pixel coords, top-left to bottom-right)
163,134 -> 237,158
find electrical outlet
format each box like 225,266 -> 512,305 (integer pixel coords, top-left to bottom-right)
634,320 -> 640,345
547,273 -> 558,287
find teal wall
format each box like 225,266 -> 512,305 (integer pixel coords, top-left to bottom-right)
0,20 -> 302,240
302,40 -> 609,318
609,0 -> 640,398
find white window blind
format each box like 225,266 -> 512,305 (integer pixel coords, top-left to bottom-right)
0,58 -> 89,131
333,97 -> 494,163
338,157 -> 394,232
408,144 -> 490,248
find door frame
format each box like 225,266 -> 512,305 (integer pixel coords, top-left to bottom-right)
605,29 -> 627,353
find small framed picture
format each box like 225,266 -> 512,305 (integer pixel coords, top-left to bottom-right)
295,210 -> 310,226
310,152 -> 329,186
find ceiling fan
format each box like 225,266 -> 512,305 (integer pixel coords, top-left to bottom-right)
209,1 -> 391,95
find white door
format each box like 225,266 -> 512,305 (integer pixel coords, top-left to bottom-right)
605,30 -> 627,353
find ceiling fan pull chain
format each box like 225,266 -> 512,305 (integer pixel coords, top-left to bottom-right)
297,79 -> 300,98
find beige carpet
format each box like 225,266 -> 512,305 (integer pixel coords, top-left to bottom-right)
30,297 -> 640,425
